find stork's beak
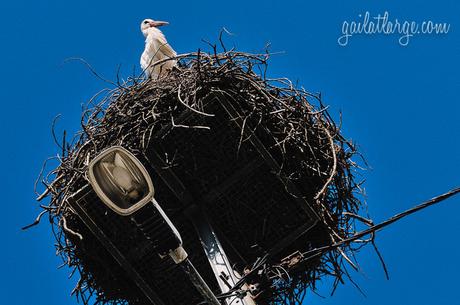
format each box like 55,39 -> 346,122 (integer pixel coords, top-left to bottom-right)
150,20 -> 169,27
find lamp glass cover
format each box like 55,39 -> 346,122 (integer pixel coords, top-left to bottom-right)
88,146 -> 154,215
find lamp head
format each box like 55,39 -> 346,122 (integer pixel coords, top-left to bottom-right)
88,146 -> 154,216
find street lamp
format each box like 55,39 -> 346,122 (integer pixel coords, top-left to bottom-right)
88,146 -> 221,305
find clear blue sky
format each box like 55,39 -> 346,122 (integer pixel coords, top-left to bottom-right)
1,0 -> 459,304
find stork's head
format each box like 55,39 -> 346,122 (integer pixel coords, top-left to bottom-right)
141,19 -> 169,36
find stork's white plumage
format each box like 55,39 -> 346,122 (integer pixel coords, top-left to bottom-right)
140,18 -> 177,79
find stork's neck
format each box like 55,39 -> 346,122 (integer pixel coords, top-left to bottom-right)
143,27 -> 164,39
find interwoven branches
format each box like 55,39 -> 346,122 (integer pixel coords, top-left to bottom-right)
32,49 -> 378,305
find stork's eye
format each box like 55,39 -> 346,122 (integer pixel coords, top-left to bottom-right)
143,21 -> 149,24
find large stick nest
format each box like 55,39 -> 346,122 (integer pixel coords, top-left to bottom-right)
33,49 -> 374,305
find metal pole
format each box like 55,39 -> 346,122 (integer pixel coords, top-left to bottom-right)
186,205 -> 256,305
134,199 -> 221,305
179,258 -> 222,305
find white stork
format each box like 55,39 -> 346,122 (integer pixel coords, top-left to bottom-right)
140,18 -> 177,79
